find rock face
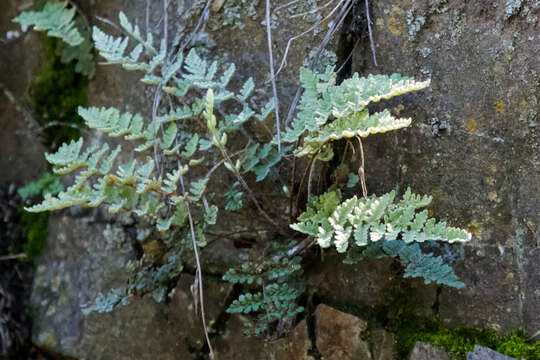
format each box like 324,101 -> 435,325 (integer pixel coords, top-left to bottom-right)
0,0 -> 48,184
370,329 -> 396,360
314,304 -> 372,360
349,0 -> 539,333
0,0 -> 538,358
409,341 -> 449,360
214,317 -> 313,360
467,345 -> 524,360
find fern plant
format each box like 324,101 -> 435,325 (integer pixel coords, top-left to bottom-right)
13,1 -> 95,77
222,241 -> 304,337
20,6 -> 472,351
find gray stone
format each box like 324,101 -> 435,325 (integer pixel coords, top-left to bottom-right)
168,273 -> 233,348
30,213 -> 232,359
0,0 -> 48,184
370,329 -> 396,360
307,254 -> 438,318
467,345 -> 523,360
314,304 -> 372,360
350,0 -> 539,334
409,341 -> 449,360
214,316 -> 314,360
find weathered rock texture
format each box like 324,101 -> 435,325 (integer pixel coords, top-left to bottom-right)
0,0 -> 538,359
409,341 -> 449,360
0,0 -> 47,184
467,345 -> 524,360
314,304 -> 372,359
349,0 -> 539,334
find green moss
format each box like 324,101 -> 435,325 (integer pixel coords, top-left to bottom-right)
19,208 -> 49,263
359,270 -> 540,360
29,35 -> 87,149
392,317 -> 539,359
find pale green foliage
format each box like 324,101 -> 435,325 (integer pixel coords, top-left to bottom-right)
292,188 -> 470,251
14,1 -> 95,77
26,11 -> 291,317
282,67 -> 430,159
60,21 -> 95,77
291,188 -> 470,287
13,1 -> 83,46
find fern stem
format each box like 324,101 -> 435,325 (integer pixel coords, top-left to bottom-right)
0,253 -> 27,261
220,148 -> 280,228
356,136 -> 368,198
289,142 -> 299,221
307,158 -> 316,200
179,169 -> 215,358
295,149 -> 320,212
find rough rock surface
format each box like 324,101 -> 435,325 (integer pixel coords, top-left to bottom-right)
314,304 -> 372,359
214,316 -> 313,360
409,341 -> 449,360
348,0 -> 539,333
0,0 -> 538,358
0,0 -> 47,184
466,345 -> 524,360
369,329 -> 396,360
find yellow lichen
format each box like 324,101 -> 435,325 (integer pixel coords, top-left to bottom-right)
386,5 -> 404,35
467,220 -> 483,237
431,187 -> 448,203
387,17 -> 403,35
465,118 -> 477,133
488,191 -> 498,202
485,177 -> 496,186
142,239 -> 163,259
494,100 -> 505,115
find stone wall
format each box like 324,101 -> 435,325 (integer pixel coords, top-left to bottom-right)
0,0 -> 538,359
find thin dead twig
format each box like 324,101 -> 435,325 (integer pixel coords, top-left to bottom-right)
265,0 -> 281,154
290,0 -> 339,18
365,0 -> 378,66
275,0 -> 347,78
0,253 -> 26,261
284,0 -> 352,127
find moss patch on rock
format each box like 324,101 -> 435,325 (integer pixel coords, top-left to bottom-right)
391,316 -> 539,360
19,208 -> 49,263
28,35 -> 87,149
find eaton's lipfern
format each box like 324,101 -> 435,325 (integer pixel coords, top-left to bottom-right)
13,1 -> 83,46
21,7 -> 472,346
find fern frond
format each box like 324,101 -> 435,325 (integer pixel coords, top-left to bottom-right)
282,67 -> 430,147
291,188 -> 471,253
13,1 -> 83,46
118,11 -> 156,55
296,109 -> 412,157
382,241 -> 465,288
92,26 -> 128,63
78,107 -> 154,144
